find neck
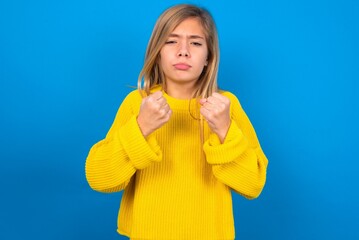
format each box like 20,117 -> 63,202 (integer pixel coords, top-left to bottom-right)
165,81 -> 197,99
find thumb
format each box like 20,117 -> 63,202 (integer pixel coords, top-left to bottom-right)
199,98 -> 207,105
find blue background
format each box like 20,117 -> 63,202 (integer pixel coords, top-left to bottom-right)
1,0 -> 358,239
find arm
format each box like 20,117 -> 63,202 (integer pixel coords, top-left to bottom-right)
202,92 -> 268,199
85,91 -> 162,193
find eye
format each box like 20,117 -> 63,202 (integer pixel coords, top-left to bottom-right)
191,42 -> 203,46
165,40 -> 177,44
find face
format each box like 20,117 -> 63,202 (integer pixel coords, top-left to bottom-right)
159,18 -> 208,90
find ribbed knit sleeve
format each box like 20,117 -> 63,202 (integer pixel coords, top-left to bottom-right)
203,92 -> 268,199
85,90 -> 162,193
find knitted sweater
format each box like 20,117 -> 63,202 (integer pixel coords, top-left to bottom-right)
85,87 -> 268,240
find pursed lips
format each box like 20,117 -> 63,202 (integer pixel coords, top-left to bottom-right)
173,63 -> 192,70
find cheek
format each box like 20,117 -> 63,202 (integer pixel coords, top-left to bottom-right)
159,50 -> 171,66
201,54 -> 209,67
159,52 -> 167,68
201,49 -> 209,64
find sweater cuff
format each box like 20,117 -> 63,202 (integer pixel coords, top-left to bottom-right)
203,121 -> 249,165
118,116 -> 162,169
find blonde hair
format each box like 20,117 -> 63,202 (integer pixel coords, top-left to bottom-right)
137,4 -> 220,99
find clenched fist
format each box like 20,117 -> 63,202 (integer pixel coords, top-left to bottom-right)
137,91 -> 172,137
199,92 -> 231,143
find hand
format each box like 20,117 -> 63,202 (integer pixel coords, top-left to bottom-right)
137,91 -> 172,137
199,92 -> 231,143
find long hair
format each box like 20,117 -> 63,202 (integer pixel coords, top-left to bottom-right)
137,4 -> 220,99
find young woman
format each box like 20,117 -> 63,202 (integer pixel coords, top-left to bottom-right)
85,4 -> 268,240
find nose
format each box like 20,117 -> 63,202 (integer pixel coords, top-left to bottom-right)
177,42 -> 190,57
178,51 -> 189,57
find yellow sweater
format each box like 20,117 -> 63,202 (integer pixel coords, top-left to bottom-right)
85,88 -> 268,240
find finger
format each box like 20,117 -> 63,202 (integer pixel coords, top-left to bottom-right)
162,103 -> 171,114
199,98 -> 207,105
200,107 -> 215,124
156,96 -> 167,107
206,95 -> 221,105
200,107 -> 208,120
161,107 -> 172,122
167,108 -> 172,117
151,91 -> 163,100
202,101 -> 219,111
200,106 -> 212,118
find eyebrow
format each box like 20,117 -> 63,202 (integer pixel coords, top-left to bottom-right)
168,33 -> 205,40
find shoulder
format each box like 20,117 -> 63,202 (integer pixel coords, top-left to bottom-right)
123,88 -> 143,103
121,85 -> 162,105
124,85 -> 162,100
116,88 -> 143,114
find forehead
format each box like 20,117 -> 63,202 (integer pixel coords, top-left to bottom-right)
170,18 -> 206,37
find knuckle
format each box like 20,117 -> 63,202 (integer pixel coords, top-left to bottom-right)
212,109 -> 220,116
147,97 -> 155,104
207,112 -> 214,119
153,102 -> 161,111
219,102 -> 226,109
160,108 -> 167,116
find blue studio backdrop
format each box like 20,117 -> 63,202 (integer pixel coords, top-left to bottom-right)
1,0 -> 358,239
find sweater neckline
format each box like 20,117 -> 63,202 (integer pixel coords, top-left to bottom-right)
163,91 -> 199,110
152,85 -> 200,113
150,85 -> 200,111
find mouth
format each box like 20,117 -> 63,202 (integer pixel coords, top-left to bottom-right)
173,63 -> 191,70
